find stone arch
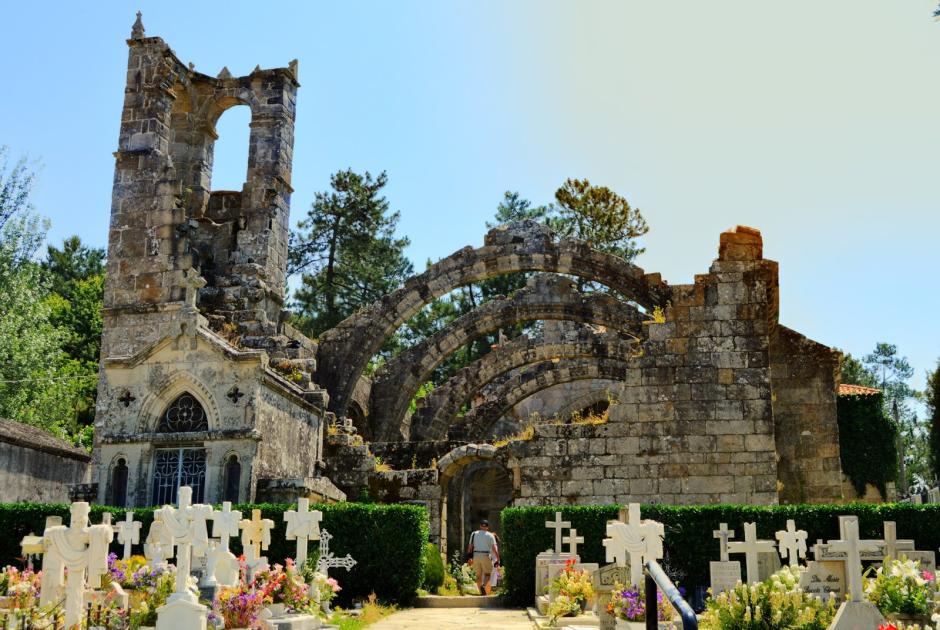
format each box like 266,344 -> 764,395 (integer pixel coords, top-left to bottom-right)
453,357 -> 637,440
316,222 -> 672,421
436,444 -> 521,555
138,372 -> 222,434
369,275 -> 646,441
410,325 -> 638,441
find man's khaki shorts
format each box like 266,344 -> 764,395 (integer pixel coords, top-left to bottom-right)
472,554 -> 493,577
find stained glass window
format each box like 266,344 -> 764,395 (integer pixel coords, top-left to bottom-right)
158,393 -> 209,433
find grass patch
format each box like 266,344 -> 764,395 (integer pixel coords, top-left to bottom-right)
329,594 -> 397,629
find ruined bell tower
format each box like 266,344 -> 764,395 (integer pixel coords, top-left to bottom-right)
102,11 -> 298,359
91,14 -> 340,509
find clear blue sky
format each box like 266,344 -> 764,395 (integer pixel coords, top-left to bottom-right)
1,1 -> 939,392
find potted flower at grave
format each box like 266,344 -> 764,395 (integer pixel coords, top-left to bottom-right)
607,582 -> 678,630
127,565 -> 178,630
253,559 -> 315,616
865,556 -> 938,627
0,566 -> 41,610
548,559 -> 595,614
310,572 -> 342,613
214,583 -> 266,630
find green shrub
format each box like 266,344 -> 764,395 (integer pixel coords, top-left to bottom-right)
501,503 -> 940,607
837,391 -> 898,498
422,542 -> 445,592
0,501 -> 428,606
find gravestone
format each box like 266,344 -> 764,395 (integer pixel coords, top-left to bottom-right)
208,501 -> 242,587
593,564 -> 630,630
727,523 -> 775,584
602,503 -> 664,587
535,511 -> 576,600
774,519 -> 807,567
115,511 -> 142,561
709,523 -> 741,595
240,508 -> 275,580
828,519 -> 886,630
799,556 -> 844,602
904,550 -> 936,574
284,498 -> 323,570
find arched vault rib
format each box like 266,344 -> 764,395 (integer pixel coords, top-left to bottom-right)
410,324 -> 639,441
454,356 -> 637,441
316,221 -> 671,420
368,275 -> 645,441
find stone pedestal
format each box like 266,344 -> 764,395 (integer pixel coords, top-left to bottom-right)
828,600 -> 885,630
155,595 -> 207,630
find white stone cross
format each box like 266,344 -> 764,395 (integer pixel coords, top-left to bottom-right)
144,513 -> 174,565
883,521 -> 898,560
315,529 -> 357,577
546,511 -> 571,555
728,522 -> 776,584
775,519 -> 808,567
115,511 -> 142,560
239,508 -> 275,565
39,502 -> 114,630
284,498 -> 323,570
603,503 -> 664,587
211,501 -> 242,554
563,528 -> 585,556
811,539 -> 826,563
829,519 -> 881,602
713,523 -> 735,562
156,486 -> 212,603
838,515 -> 858,539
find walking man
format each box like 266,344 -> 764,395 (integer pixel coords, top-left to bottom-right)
467,519 -> 499,595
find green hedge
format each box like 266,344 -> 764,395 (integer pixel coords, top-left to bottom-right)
0,502 -> 428,606
501,503 -> 940,607
837,391 -> 898,498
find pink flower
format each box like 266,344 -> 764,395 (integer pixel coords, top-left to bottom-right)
923,571 -> 934,581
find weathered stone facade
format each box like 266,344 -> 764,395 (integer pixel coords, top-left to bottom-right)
91,16 -> 340,507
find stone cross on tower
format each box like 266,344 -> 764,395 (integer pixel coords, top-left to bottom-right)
829,519 -> 881,602
182,267 -> 206,312
284,498 -> 323,570
315,529 -> 357,577
728,522 -> 776,584
603,503 -> 664,587
713,523 -> 735,562
116,511 -> 142,560
775,519 -> 808,567
211,501 -> 242,554
239,509 -> 275,566
156,486 -> 212,603
563,529 -> 585,556
545,512 -> 571,555
38,502 -> 114,630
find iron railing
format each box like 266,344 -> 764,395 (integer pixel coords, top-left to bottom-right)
644,559 -> 698,629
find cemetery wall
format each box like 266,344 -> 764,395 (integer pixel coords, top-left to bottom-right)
0,419 -> 91,503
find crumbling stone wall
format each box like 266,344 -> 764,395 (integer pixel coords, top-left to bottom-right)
769,326 -> 843,503
0,419 -> 92,503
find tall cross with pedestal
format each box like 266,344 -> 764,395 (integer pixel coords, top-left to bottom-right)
713,523 -> 735,562
239,509 -> 275,568
182,267 -> 207,311
284,498 -> 323,570
115,511 -> 142,560
603,503 -> 664,587
156,486 -> 212,603
545,512 -> 571,555
728,522 -> 776,584
563,529 -> 584,556
829,519 -> 881,602
775,519 -> 808,567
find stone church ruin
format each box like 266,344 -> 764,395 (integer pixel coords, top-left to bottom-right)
90,18 -> 849,552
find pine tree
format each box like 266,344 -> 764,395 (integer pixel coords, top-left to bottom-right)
927,360 -> 940,484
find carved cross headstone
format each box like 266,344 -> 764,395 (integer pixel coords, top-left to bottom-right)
144,514 -> 173,565
212,501 -> 242,553
39,502 -> 113,629
563,529 -> 584,557
603,503 -> 664,587
208,502 -> 242,588
284,498 -> 323,570
239,508 -> 275,579
545,512 -> 571,554
116,511 -> 142,560
713,523 -> 735,562
829,519 -> 881,602
775,519 -> 808,567
156,486 -> 212,603
728,522 -> 776,584
315,529 -> 357,577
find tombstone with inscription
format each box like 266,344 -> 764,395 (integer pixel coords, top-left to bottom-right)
535,512 -> 577,599
593,564 -> 631,630
709,523 -> 742,596
799,541 -> 845,602
828,520 -> 886,630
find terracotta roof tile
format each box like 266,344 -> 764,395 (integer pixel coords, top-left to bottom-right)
838,383 -> 882,396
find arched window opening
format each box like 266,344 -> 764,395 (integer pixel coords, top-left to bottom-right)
159,393 -> 209,433
223,454 -> 241,503
111,458 -> 128,508
210,105 -> 251,192
152,448 -> 207,506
